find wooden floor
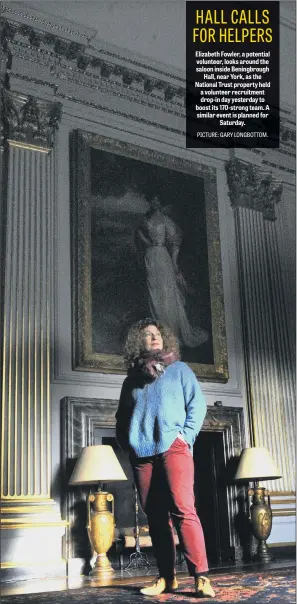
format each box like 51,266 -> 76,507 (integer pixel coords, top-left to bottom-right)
1,556 -> 295,596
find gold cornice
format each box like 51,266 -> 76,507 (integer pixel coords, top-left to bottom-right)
270,498 -> 296,505
269,542 -> 296,548
7,140 -> 51,153
269,491 -> 296,496
1,559 -> 67,568
272,510 -> 296,517
1,505 -> 60,514
1,496 -> 56,502
1,520 -> 68,528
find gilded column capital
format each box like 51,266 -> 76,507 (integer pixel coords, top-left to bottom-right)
1,90 -> 62,149
225,157 -> 283,221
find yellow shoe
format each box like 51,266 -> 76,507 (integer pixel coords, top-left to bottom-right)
140,576 -> 179,596
195,576 -> 215,598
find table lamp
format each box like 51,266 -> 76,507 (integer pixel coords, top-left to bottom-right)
234,446 -> 281,562
69,445 -> 127,576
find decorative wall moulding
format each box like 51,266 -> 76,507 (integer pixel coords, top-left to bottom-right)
0,15 -> 184,108
225,157 -> 283,221
1,90 -> 62,148
1,6 -> 295,173
1,1 -> 97,42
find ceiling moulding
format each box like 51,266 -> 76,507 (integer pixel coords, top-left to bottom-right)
1,2 -> 184,97
1,1 -> 97,44
1,3 -> 295,118
1,2 -> 295,176
1,19 -> 185,111
3,1 -> 184,78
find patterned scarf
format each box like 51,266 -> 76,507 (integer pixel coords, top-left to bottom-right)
133,350 -> 178,380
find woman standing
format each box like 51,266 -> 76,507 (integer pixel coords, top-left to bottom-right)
115,318 -> 215,598
134,197 -> 208,349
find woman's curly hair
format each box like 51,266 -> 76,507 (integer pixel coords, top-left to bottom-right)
124,318 -> 180,367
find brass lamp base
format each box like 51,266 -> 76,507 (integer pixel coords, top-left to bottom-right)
87,491 -> 115,577
254,540 -> 273,563
248,487 -> 273,564
89,553 -> 115,577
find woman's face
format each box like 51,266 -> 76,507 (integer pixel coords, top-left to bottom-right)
149,196 -> 161,211
141,324 -> 163,352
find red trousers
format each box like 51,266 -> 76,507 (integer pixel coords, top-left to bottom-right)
131,436 -> 208,578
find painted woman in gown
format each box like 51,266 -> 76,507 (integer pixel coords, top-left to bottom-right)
135,197 -> 208,348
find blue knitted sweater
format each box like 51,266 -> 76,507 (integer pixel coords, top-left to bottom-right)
115,361 -> 206,457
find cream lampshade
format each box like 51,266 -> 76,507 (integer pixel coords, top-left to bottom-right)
69,445 -> 127,577
234,447 -> 281,483
69,445 -> 127,485
234,447 -> 281,563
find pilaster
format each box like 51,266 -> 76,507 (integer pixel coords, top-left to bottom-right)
226,156 -> 295,495
1,89 -> 66,579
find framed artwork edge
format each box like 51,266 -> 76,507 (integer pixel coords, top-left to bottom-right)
70,129 -> 229,383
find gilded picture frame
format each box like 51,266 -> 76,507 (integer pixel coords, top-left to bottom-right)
70,129 -> 228,381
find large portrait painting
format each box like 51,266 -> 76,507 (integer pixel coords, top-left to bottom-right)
70,130 -> 228,381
